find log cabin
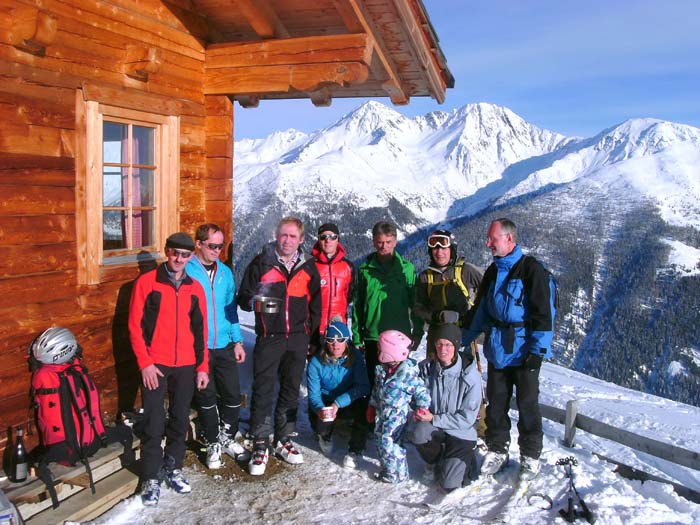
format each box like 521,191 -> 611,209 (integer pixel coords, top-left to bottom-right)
0,0 -> 453,454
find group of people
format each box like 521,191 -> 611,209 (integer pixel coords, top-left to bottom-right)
127,216 -> 555,506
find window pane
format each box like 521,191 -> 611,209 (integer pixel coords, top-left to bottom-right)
103,166 -> 125,207
131,210 -> 154,248
103,210 -> 126,250
133,168 -> 154,206
103,122 -> 126,163
133,126 -> 155,166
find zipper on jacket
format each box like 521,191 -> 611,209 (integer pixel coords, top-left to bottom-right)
174,288 -> 179,366
209,277 -> 217,350
326,262 -> 334,329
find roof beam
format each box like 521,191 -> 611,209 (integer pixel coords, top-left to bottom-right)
236,0 -> 290,39
345,0 -> 409,105
205,34 -> 373,96
391,0 -> 446,103
330,0 -> 365,33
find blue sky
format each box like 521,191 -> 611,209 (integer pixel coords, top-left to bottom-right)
234,0 -> 700,139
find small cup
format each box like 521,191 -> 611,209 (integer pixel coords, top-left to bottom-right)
320,406 -> 335,422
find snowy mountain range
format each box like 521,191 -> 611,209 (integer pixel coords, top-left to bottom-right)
233,101 -> 700,406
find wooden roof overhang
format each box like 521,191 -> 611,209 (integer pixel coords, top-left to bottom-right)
194,0 -> 454,108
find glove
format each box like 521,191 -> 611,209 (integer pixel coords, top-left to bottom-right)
524,353 -> 543,371
439,310 -> 460,324
366,405 -> 376,424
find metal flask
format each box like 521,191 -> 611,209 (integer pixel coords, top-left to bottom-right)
253,296 -> 281,314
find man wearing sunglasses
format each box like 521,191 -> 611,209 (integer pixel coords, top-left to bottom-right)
312,223 -> 354,336
129,232 -> 209,506
187,223 -> 247,470
415,229 -> 483,356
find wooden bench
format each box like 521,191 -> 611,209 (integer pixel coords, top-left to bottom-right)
2,439 -> 139,524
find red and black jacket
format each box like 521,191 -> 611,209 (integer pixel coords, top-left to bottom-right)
238,242 -> 322,343
128,263 -> 208,373
311,241 -> 354,334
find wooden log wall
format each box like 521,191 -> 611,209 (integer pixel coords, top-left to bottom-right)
0,0 -> 233,454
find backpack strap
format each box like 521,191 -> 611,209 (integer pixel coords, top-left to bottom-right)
452,261 -> 474,307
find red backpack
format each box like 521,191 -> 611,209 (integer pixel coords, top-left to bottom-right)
29,333 -> 133,509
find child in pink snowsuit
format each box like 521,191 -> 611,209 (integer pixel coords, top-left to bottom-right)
367,330 -> 431,483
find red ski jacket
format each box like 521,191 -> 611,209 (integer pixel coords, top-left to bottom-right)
312,241 -> 354,334
128,264 -> 208,373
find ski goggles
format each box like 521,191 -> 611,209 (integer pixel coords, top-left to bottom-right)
427,234 -> 452,249
319,233 -> 339,241
325,335 -> 349,344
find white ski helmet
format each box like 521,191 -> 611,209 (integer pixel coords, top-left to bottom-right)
31,327 -> 79,365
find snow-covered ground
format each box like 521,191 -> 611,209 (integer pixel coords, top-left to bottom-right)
93,311 -> 700,524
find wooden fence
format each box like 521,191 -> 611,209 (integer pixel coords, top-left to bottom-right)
523,398 -> 700,503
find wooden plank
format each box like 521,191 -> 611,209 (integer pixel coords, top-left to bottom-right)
81,82 -> 204,118
0,270 -> 77,310
346,0 -> 408,104
0,243 -> 76,277
23,468 -> 139,525
206,33 -> 374,68
575,412 -> 700,472
0,91 -> 74,129
18,0 -> 206,61
236,0 -> 290,39
205,61 -> 369,95
594,452 -> 700,505
564,399 -> 578,447
391,0 -> 447,102
5,441 -> 131,503
0,215 -> 75,244
0,183 -> 75,214
0,122 -> 74,157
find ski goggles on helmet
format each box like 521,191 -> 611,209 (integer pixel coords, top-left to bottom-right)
427,234 -> 452,249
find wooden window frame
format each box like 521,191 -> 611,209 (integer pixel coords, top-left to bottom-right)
76,89 -> 180,285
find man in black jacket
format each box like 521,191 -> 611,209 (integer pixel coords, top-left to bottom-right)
238,217 -> 322,476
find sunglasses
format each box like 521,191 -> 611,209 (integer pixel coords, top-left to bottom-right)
319,233 -> 338,241
427,235 -> 451,249
170,249 -> 192,258
203,242 -> 224,251
326,336 -> 348,344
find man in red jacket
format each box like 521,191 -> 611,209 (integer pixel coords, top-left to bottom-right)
129,232 -> 209,506
238,217 -> 321,476
312,223 -> 354,335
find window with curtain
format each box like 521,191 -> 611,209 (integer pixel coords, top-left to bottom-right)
102,121 -> 156,252
76,94 -> 180,285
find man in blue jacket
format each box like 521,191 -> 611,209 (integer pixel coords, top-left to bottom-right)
462,218 -> 554,481
188,223 -> 246,470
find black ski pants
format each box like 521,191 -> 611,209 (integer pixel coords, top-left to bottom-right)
193,343 -> 242,443
485,362 -> 543,459
308,396 -> 369,453
140,364 -> 195,480
364,340 -> 379,393
411,422 -> 478,490
249,333 -> 309,444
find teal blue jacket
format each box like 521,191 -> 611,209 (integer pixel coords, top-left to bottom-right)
187,257 -> 243,349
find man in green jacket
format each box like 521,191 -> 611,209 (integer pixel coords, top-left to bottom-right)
352,221 -> 423,388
